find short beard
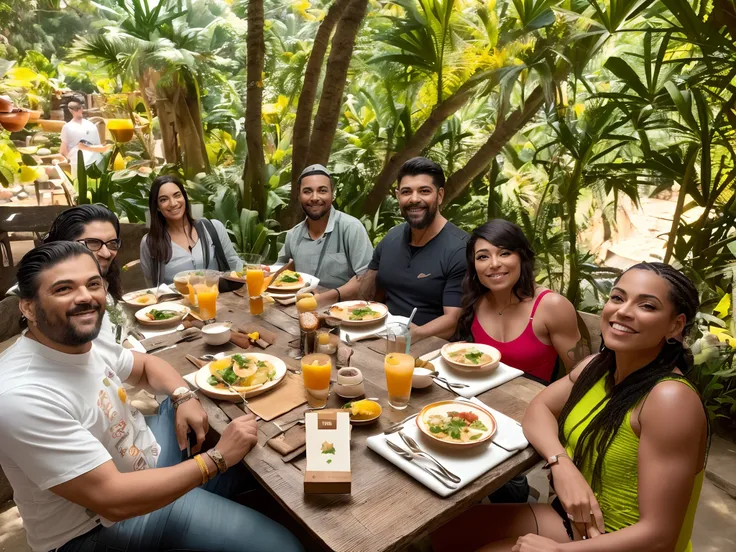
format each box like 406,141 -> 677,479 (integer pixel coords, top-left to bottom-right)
35,302 -> 103,346
302,204 -> 331,221
402,203 -> 438,230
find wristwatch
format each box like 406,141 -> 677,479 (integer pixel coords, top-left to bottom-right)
172,386 -> 198,409
206,448 -> 228,474
543,452 -> 570,470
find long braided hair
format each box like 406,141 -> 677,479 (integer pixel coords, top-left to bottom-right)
454,220 -> 536,341
557,262 -> 704,492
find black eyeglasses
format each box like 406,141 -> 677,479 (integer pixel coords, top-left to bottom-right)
78,238 -> 122,252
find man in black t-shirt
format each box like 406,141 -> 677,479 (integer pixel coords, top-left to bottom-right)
360,157 -> 469,340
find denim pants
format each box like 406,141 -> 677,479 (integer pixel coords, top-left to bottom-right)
57,399 -> 304,552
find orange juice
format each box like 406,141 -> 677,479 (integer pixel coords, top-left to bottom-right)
249,295 -> 264,315
246,268 -> 264,297
194,284 -> 218,320
384,353 -> 414,410
301,353 -> 332,408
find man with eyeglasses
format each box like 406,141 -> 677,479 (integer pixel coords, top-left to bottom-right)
6,205 -> 126,355
60,101 -> 111,176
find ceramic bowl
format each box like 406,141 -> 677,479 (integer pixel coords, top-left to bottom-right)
334,367 -> 365,399
201,322 -> 232,346
412,367 -> 435,389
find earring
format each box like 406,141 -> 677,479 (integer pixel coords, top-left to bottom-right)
666,337 -> 678,345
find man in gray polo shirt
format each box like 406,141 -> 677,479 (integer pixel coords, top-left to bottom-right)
277,164 -> 373,304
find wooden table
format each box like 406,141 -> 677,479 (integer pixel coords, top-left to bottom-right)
153,292 -> 545,552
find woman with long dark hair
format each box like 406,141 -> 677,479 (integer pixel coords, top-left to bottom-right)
434,262 -> 708,552
140,175 -> 242,286
455,220 -> 581,382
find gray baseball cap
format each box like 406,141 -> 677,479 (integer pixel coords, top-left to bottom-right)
298,164 -> 331,184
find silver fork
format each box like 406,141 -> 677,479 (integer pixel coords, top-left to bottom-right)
398,430 -> 462,483
386,440 -> 458,490
202,355 -> 248,406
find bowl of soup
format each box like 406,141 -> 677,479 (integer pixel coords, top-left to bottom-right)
440,343 -> 501,373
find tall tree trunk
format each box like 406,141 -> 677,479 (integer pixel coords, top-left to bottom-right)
304,0 -> 368,164
244,0 -> 267,216
171,81 -> 208,178
443,86 -> 546,203
362,77 -> 483,214
288,0 -> 351,225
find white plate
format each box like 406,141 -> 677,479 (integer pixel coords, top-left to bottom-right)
267,271 -> 316,292
194,353 -> 287,402
328,300 -> 389,326
134,302 -> 190,326
440,342 -> 501,373
122,289 -> 158,308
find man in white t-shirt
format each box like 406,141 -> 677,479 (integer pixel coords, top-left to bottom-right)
0,242 -> 303,552
60,102 -> 110,175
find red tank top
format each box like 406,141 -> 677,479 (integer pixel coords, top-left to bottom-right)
470,290 -> 559,382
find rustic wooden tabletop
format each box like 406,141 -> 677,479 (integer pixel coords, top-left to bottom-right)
153,292 -> 544,552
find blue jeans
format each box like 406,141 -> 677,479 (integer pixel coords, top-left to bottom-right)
58,400 -> 304,552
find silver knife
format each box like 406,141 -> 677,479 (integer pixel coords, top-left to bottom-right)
386,440 -> 457,489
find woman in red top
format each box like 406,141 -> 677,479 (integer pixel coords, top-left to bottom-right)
455,220 -> 582,382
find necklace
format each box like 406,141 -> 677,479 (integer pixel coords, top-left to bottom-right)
495,298 -> 519,316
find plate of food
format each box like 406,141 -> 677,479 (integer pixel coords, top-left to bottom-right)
134,302 -> 190,326
440,342 -> 501,373
416,400 -> 496,447
341,399 -> 382,425
122,289 -> 158,308
194,352 -> 287,401
328,300 -> 389,326
267,270 -> 312,292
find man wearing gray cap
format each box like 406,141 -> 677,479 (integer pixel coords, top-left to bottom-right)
277,164 -> 373,303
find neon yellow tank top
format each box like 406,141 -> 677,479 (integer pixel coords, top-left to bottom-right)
563,376 -> 704,551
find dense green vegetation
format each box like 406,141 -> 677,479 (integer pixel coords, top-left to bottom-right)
1,0 -> 735,426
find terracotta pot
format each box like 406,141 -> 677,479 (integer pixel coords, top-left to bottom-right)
28,110 -> 43,123
0,97 -> 13,113
0,110 -> 31,132
38,119 -> 66,132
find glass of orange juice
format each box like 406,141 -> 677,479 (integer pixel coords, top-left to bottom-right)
193,270 -> 220,322
242,254 -> 266,315
385,352 -> 414,410
301,353 -> 332,409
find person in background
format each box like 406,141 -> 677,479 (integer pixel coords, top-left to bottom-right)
277,164 -> 373,305
359,157 -> 468,340
0,242 -> 303,552
59,101 -> 110,176
455,220 -> 582,383
433,262 -> 708,552
140,175 -> 242,286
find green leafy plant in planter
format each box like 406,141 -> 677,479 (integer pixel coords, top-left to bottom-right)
74,150 -> 153,223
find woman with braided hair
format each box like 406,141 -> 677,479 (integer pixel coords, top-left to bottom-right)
433,262 -> 708,552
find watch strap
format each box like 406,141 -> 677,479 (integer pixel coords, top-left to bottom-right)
206,448 -> 228,474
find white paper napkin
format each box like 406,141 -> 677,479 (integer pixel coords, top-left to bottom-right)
421,349 -> 524,399
366,398 -> 528,496
339,314 -> 410,343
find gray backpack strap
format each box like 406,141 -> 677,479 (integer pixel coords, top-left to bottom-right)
197,218 -> 230,271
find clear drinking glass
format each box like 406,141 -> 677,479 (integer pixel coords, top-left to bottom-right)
242,254 -> 265,315
384,352 -> 414,410
385,322 -> 412,355
193,270 -> 220,322
301,353 -> 332,408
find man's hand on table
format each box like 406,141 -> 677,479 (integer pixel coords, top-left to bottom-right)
175,399 -> 209,453
215,413 -> 259,467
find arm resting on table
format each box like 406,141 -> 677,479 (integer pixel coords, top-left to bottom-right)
411,306 -> 462,341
